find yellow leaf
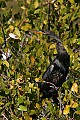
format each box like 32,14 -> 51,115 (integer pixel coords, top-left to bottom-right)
30,56 -> 35,65
3,60 -> 9,68
36,103 -> 40,109
14,27 -> 20,37
49,44 -> 56,49
23,112 -> 31,120
43,20 -> 47,25
29,83 -> 34,88
63,96 -> 67,102
8,25 -> 14,32
71,101 -> 78,108
57,0 -> 63,4
69,0 -> 74,3
0,37 -> 4,44
71,83 -> 78,93
21,6 -> 26,10
49,44 -> 57,54
19,117 -> 22,120
75,110 -> 80,115
34,0 -> 39,8
35,78 -> 39,82
21,23 -> 32,31
30,110 -> 36,115
42,100 -> 45,107
27,0 -> 31,4
63,105 -> 70,115
0,65 -> 1,70
34,9 -> 40,14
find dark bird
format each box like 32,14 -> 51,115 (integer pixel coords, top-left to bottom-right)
39,30 -> 70,102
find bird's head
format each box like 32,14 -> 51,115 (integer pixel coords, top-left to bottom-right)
55,41 -> 70,68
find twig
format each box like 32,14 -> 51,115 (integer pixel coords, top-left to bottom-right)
2,114 -> 8,120
1,25 -> 6,47
71,92 -> 80,98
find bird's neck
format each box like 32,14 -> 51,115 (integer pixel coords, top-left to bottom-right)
57,53 -> 70,69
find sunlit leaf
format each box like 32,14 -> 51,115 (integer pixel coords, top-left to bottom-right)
30,55 -> 35,65
30,110 -> 36,115
63,105 -> 70,115
17,96 -> 24,104
29,83 -> 34,88
19,117 -> 22,120
27,0 -> 31,4
57,0 -> 63,4
0,37 -> 4,44
41,117 -> 46,120
11,114 -> 18,120
49,44 -> 56,49
69,0 -> 75,3
23,112 -> 31,120
70,101 -> 78,108
8,25 -> 14,32
5,89 -> 10,95
43,20 -> 47,25
75,110 -> 80,115
36,103 -> 40,109
21,23 -> 32,31
34,9 -> 40,14
0,107 -> 2,110
21,6 -> 26,10
35,78 -> 40,82
0,102 -> 4,106
3,60 -> 9,67
18,105 -> 27,111
14,27 -> 20,37
34,0 -> 39,8
71,83 -> 78,93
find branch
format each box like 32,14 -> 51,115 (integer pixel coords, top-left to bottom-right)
71,92 -> 80,98
2,114 -> 8,120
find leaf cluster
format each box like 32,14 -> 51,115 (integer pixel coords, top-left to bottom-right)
0,0 -> 80,119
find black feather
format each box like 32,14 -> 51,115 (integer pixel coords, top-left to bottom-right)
39,31 -> 70,103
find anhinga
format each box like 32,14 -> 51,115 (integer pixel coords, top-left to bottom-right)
39,30 -> 70,103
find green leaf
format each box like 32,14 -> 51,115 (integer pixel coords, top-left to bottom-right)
18,105 -> 27,111
3,60 -> 9,67
14,27 -> 20,37
5,89 -> 10,95
17,96 -> 25,104
0,102 -> 4,106
29,83 -> 34,88
30,110 -> 36,115
0,107 -> 2,110
34,9 -> 40,14
75,110 -> 80,115
21,23 -> 32,31
69,0 -> 75,3
34,0 -> 39,8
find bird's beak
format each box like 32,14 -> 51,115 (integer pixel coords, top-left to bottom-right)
29,30 -> 44,35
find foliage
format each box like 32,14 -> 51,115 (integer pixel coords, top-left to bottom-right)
0,0 -> 80,120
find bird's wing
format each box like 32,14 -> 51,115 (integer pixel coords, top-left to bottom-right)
42,59 -> 66,87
